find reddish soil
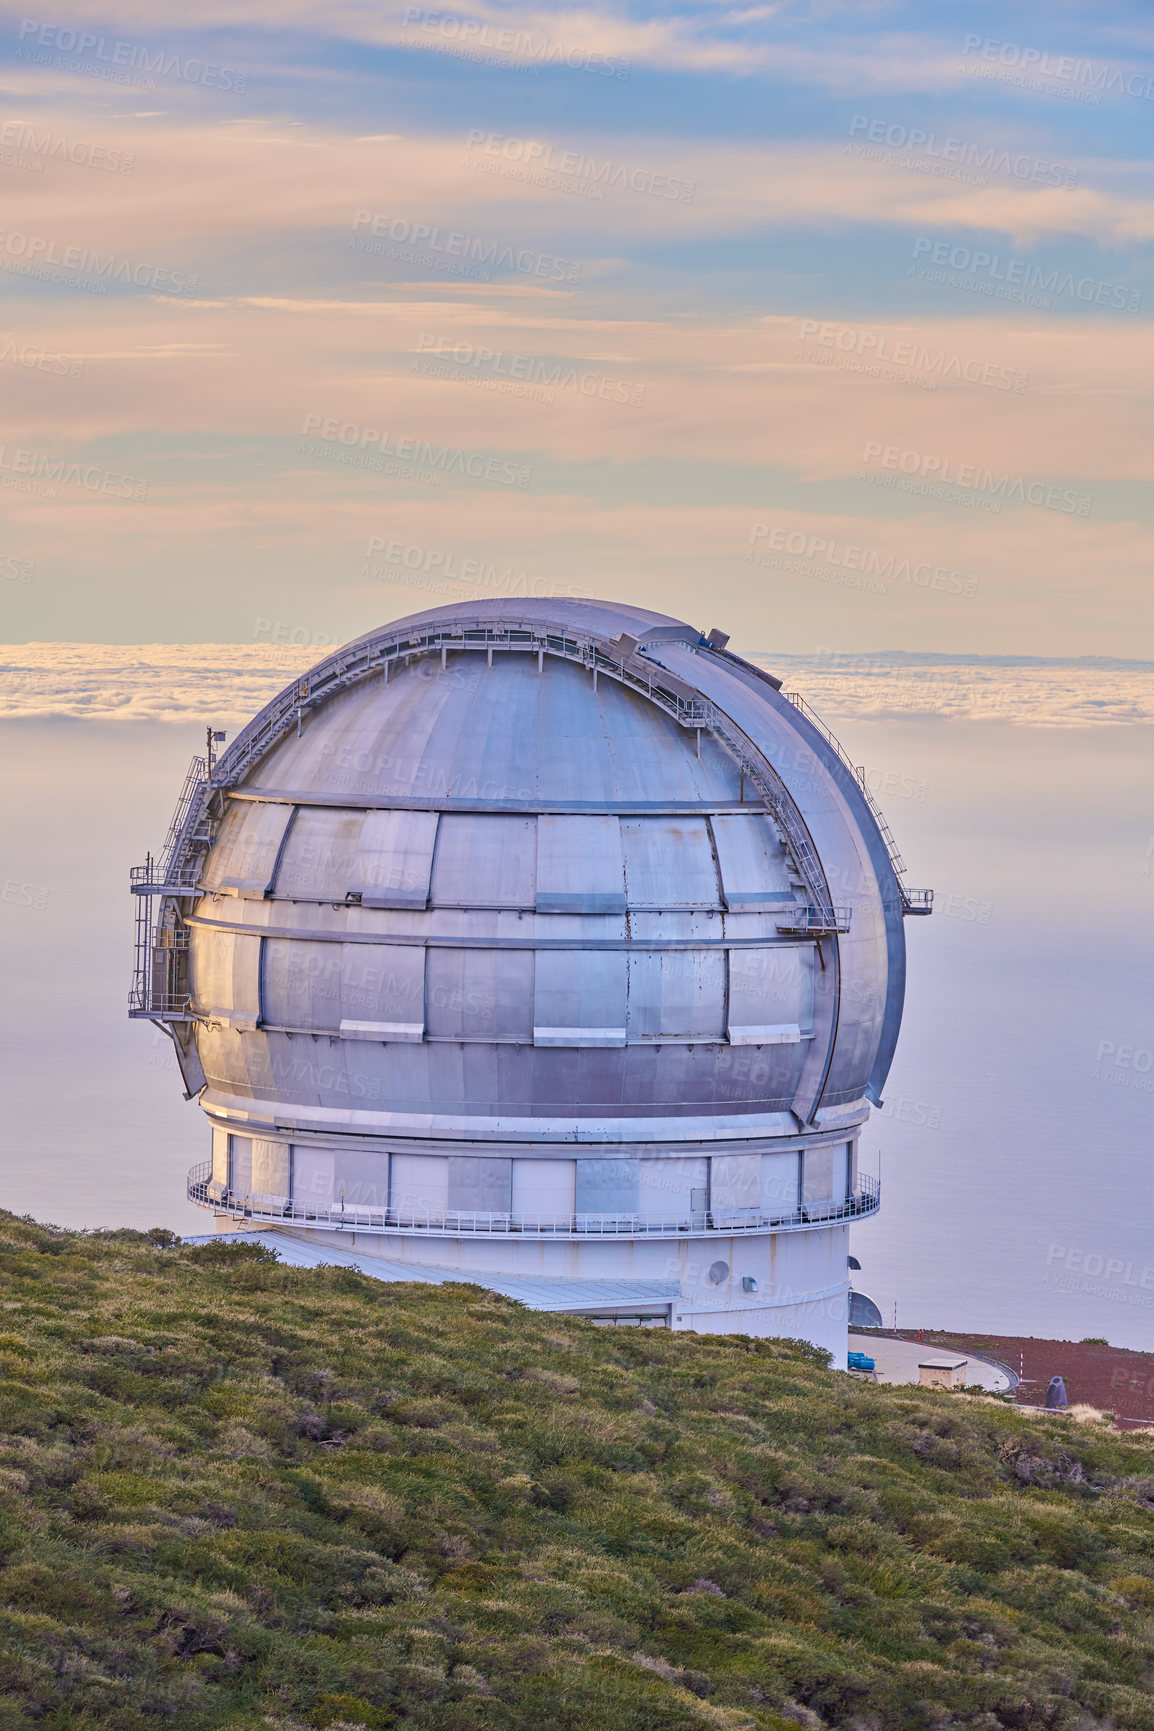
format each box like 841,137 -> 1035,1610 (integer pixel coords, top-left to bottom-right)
912,1330 -> 1154,1425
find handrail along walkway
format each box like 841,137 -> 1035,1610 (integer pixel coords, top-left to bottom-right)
188,1161 -> 881,1240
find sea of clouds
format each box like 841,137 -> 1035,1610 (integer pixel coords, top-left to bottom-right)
1,642 -> 1153,728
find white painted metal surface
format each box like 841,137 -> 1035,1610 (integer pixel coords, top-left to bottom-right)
133,599 -> 929,1360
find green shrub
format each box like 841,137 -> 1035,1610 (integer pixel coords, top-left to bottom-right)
1,1207 -> 1154,1728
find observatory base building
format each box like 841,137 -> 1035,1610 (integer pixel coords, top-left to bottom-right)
131,600 -> 929,1363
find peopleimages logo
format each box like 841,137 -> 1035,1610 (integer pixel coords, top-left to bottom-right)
797,319 -> 1028,394
16,18 -> 248,91
350,212 -> 582,283
1046,1244 -> 1154,1287
0,333 -> 84,378
364,537 -> 580,601
911,237 -> 1141,313
465,130 -> 695,202
963,34 -> 1154,102
0,230 -> 197,296
2,876 -> 49,909
747,523 -> 980,597
402,9 -> 629,78
300,416 -> 531,489
414,334 -> 645,406
1091,1038 -> 1154,1094
860,442 -> 1091,516
253,618 -> 333,647
0,121 -> 135,174
847,116 -> 1077,188
0,444 -> 148,500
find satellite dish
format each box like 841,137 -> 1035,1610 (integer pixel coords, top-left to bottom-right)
847,1255 -> 861,1270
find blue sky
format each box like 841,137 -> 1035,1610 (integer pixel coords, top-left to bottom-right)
0,0 -> 1150,653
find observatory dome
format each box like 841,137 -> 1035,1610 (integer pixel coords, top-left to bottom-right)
134,599 -> 928,1357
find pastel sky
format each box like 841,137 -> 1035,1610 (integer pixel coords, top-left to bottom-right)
1,0 -> 1152,654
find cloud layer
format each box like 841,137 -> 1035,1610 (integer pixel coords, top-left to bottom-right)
3,642 -> 1151,727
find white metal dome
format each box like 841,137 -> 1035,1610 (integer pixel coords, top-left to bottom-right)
132,599 -> 929,1359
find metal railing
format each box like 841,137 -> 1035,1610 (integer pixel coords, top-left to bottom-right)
130,987 -> 194,1016
783,690 -> 907,866
188,1164 -> 879,1239
691,701 -> 847,933
129,758 -> 214,1015
214,626 -> 715,790
900,888 -> 933,914
130,861 -> 201,895
128,912 -> 191,1017
160,754 -> 208,880
782,690 -> 932,916
776,904 -> 853,935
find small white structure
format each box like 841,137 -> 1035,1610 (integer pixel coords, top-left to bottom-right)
919,1360 -> 969,1391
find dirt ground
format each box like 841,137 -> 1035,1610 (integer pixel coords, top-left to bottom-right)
908,1330 -> 1154,1425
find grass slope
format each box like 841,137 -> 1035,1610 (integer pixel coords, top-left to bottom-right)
3,1216 -> 1154,1729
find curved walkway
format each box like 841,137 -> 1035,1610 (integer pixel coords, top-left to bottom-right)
849,1331 -> 1014,1392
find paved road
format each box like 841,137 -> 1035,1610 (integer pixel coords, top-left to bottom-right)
849,1332 -> 1013,1392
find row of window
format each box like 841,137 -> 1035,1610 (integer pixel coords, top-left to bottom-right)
216,1135 -> 856,1221
194,930 -> 816,1044
203,802 -> 799,911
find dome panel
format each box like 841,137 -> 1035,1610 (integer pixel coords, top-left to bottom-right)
535,816 -> 625,913
190,928 -> 260,1026
425,947 -> 534,1041
712,814 -> 794,906
430,815 -> 537,908
200,801 -> 290,896
270,807 -> 440,906
273,807 -> 364,900
533,949 -> 626,1047
728,946 -> 813,1045
627,949 -> 727,1039
620,818 -> 720,908
253,652 -> 742,807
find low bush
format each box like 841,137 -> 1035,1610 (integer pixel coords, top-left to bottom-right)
1,1212 -> 1154,1728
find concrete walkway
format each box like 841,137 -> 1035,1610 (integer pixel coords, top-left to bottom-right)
849,1332 -> 1013,1392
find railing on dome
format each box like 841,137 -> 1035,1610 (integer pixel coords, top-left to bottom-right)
187,1162 -> 880,1239
128,910 -> 192,1017
160,754 -> 209,880
899,888 -> 933,914
130,861 -> 200,893
129,754 -> 213,1019
781,691 -> 933,917
775,905 -> 853,935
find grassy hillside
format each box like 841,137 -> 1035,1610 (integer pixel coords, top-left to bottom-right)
4,1216 -> 1154,1729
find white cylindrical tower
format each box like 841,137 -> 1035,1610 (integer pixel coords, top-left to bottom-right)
130,601 -> 930,1363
